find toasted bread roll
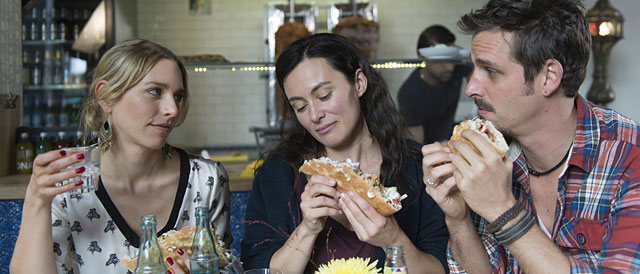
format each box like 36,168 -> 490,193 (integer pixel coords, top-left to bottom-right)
299,157 -> 406,216
448,118 -> 509,158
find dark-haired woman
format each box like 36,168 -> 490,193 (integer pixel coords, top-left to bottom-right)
241,33 -> 448,274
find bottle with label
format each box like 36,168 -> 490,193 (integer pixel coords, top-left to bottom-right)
190,206 -> 219,274
16,133 -> 35,174
35,132 -> 53,156
55,132 -> 70,150
384,244 -> 408,274
134,215 -> 166,274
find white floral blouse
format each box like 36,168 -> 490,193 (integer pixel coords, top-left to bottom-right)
50,148 -> 230,274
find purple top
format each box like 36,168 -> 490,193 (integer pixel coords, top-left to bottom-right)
294,178 -> 375,266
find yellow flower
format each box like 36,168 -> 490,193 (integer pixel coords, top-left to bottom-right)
315,257 -> 381,274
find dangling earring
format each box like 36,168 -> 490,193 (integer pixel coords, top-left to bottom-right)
162,143 -> 173,160
98,120 -> 112,152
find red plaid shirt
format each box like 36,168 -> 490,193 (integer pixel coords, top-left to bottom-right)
448,96 -> 640,273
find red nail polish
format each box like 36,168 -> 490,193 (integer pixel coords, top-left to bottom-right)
60,150 -> 67,156
176,249 -> 184,255
166,257 -> 174,265
74,181 -> 84,186
167,270 -> 173,274
76,153 -> 85,160
75,166 -> 85,174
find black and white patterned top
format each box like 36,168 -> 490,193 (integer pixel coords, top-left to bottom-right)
51,148 -> 230,274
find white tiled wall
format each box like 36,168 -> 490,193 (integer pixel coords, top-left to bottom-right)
136,0 -> 483,148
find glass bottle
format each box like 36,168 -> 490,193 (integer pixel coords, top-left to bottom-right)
16,133 -> 35,174
55,131 -> 70,150
384,244 -> 408,274
134,215 -> 166,274
190,206 -> 219,274
35,132 -> 53,156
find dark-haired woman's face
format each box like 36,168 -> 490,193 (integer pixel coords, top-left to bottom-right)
283,58 -> 367,149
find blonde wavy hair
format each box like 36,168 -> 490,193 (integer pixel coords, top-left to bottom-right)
80,39 -> 189,140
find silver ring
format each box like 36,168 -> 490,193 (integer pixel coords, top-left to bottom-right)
426,177 -> 435,187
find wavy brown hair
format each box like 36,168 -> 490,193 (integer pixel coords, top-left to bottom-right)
269,33 -> 417,191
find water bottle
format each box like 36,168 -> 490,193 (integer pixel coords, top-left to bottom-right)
190,206 -> 219,274
384,244 -> 408,274
16,133 -> 34,174
134,215 -> 166,274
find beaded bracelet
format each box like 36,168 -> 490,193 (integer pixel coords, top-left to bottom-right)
485,202 -> 524,234
493,209 -> 536,245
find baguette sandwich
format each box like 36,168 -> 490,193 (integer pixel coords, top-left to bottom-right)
299,157 -> 407,216
121,225 -> 233,272
448,118 -> 509,158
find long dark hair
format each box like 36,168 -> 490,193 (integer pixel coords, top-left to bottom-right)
268,33 -> 417,189
458,0 -> 590,97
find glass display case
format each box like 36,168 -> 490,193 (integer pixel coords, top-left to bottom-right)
20,0 -> 102,145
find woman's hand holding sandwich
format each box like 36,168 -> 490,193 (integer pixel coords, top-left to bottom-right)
299,175 -> 342,234
339,190 -> 402,248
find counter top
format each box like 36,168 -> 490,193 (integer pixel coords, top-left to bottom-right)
0,164 -> 254,200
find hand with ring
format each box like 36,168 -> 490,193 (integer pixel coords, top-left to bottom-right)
422,143 -> 470,222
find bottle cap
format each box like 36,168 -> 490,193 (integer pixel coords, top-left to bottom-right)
21,132 -> 29,139
58,131 -> 66,138
40,132 -> 48,138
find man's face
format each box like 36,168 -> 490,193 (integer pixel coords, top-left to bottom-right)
465,30 -> 539,136
426,62 -> 455,83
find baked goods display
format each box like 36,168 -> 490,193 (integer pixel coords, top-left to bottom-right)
299,157 -> 407,216
448,118 -> 509,158
178,54 -> 228,63
121,225 -> 233,271
331,16 -> 379,59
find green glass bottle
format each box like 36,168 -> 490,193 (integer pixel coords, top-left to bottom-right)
35,132 -> 53,156
190,207 -> 219,274
134,215 -> 166,274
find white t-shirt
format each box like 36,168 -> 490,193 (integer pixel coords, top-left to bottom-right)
51,148 -> 230,274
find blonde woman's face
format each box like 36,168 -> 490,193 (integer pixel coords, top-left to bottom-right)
109,59 -> 185,150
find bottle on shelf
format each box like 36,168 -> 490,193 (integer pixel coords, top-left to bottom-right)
36,132 -> 53,156
30,7 -> 39,40
32,93 -> 44,128
73,130 -> 84,147
59,7 -> 68,40
16,133 -> 35,174
23,50 -> 32,85
190,206 -> 220,274
40,8 -> 47,41
55,131 -> 70,150
134,215 -> 167,274
23,93 -> 33,127
59,97 -> 70,127
32,50 -> 41,86
43,48 -> 53,85
44,90 -> 58,127
384,244 -> 408,274
49,8 -> 58,40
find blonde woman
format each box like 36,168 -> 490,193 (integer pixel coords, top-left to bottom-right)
11,39 -> 230,274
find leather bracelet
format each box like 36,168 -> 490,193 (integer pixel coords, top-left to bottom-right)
485,201 -> 524,234
493,210 -> 536,245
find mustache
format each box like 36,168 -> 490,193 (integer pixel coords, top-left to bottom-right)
474,98 -> 494,112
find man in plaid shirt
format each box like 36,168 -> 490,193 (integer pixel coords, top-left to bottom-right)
421,0 -> 640,273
